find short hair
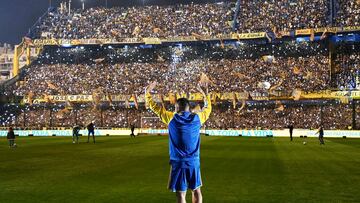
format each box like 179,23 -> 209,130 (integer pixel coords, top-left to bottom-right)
176,98 -> 190,111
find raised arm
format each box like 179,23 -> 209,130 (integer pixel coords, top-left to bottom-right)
145,82 -> 174,125
196,84 -> 212,125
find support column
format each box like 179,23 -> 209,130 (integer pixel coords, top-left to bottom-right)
329,0 -> 334,26
49,107 -> 53,128
100,109 -> 104,127
68,0 -> 71,15
26,46 -> 31,66
36,47 -> 43,55
352,101 -> 357,130
15,110 -> 18,128
75,109 -> 78,125
320,104 -> 324,126
23,107 -> 26,128
232,0 -> 241,32
13,45 -> 20,77
13,43 -> 26,77
330,0 -> 339,26
329,41 -> 337,87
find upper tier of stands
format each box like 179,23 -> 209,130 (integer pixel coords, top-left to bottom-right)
30,1 -> 359,39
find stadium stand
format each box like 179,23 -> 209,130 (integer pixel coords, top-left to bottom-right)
33,3 -> 234,39
336,0 -> 360,26
26,1 -> 360,39
0,101 -> 355,130
1,1 -> 360,131
10,56 -> 330,96
237,0 -> 329,32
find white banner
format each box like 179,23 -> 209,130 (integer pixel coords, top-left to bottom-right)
0,129 -> 133,137
141,129 -> 360,138
0,129 -> 359,138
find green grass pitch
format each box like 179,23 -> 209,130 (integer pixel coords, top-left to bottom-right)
1,136 -> 359,203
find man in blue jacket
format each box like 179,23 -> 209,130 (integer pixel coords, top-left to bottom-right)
145,81 -> 211,203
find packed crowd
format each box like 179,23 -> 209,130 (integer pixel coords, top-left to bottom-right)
334,53 -> 360,89
36,3 -> 234,39
357,104 -> 360,128
336,0 -> 360,27
207,103 -> 353,130
11,55 -> 330,97
30,0 -> 360,40
237,0 -> 329,32
3,1 -> 358,131
0,103 -> 354,130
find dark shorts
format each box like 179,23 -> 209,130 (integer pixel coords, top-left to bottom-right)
168,160 -> 202,192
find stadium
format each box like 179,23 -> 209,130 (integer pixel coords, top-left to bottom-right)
0,0 -> 360,202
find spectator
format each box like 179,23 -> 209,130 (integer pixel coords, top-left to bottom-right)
7,127 -> 16,148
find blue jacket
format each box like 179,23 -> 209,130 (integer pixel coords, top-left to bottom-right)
146,94 -> 211,162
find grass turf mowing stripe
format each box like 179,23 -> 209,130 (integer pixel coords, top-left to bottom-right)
0,136 -> 359,203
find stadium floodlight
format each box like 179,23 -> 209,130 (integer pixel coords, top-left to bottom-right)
68,0 -> 72,15
81,0 -> 85,10
100,0 -> 109,8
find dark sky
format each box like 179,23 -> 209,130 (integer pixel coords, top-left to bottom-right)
0,0 -> 222,45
